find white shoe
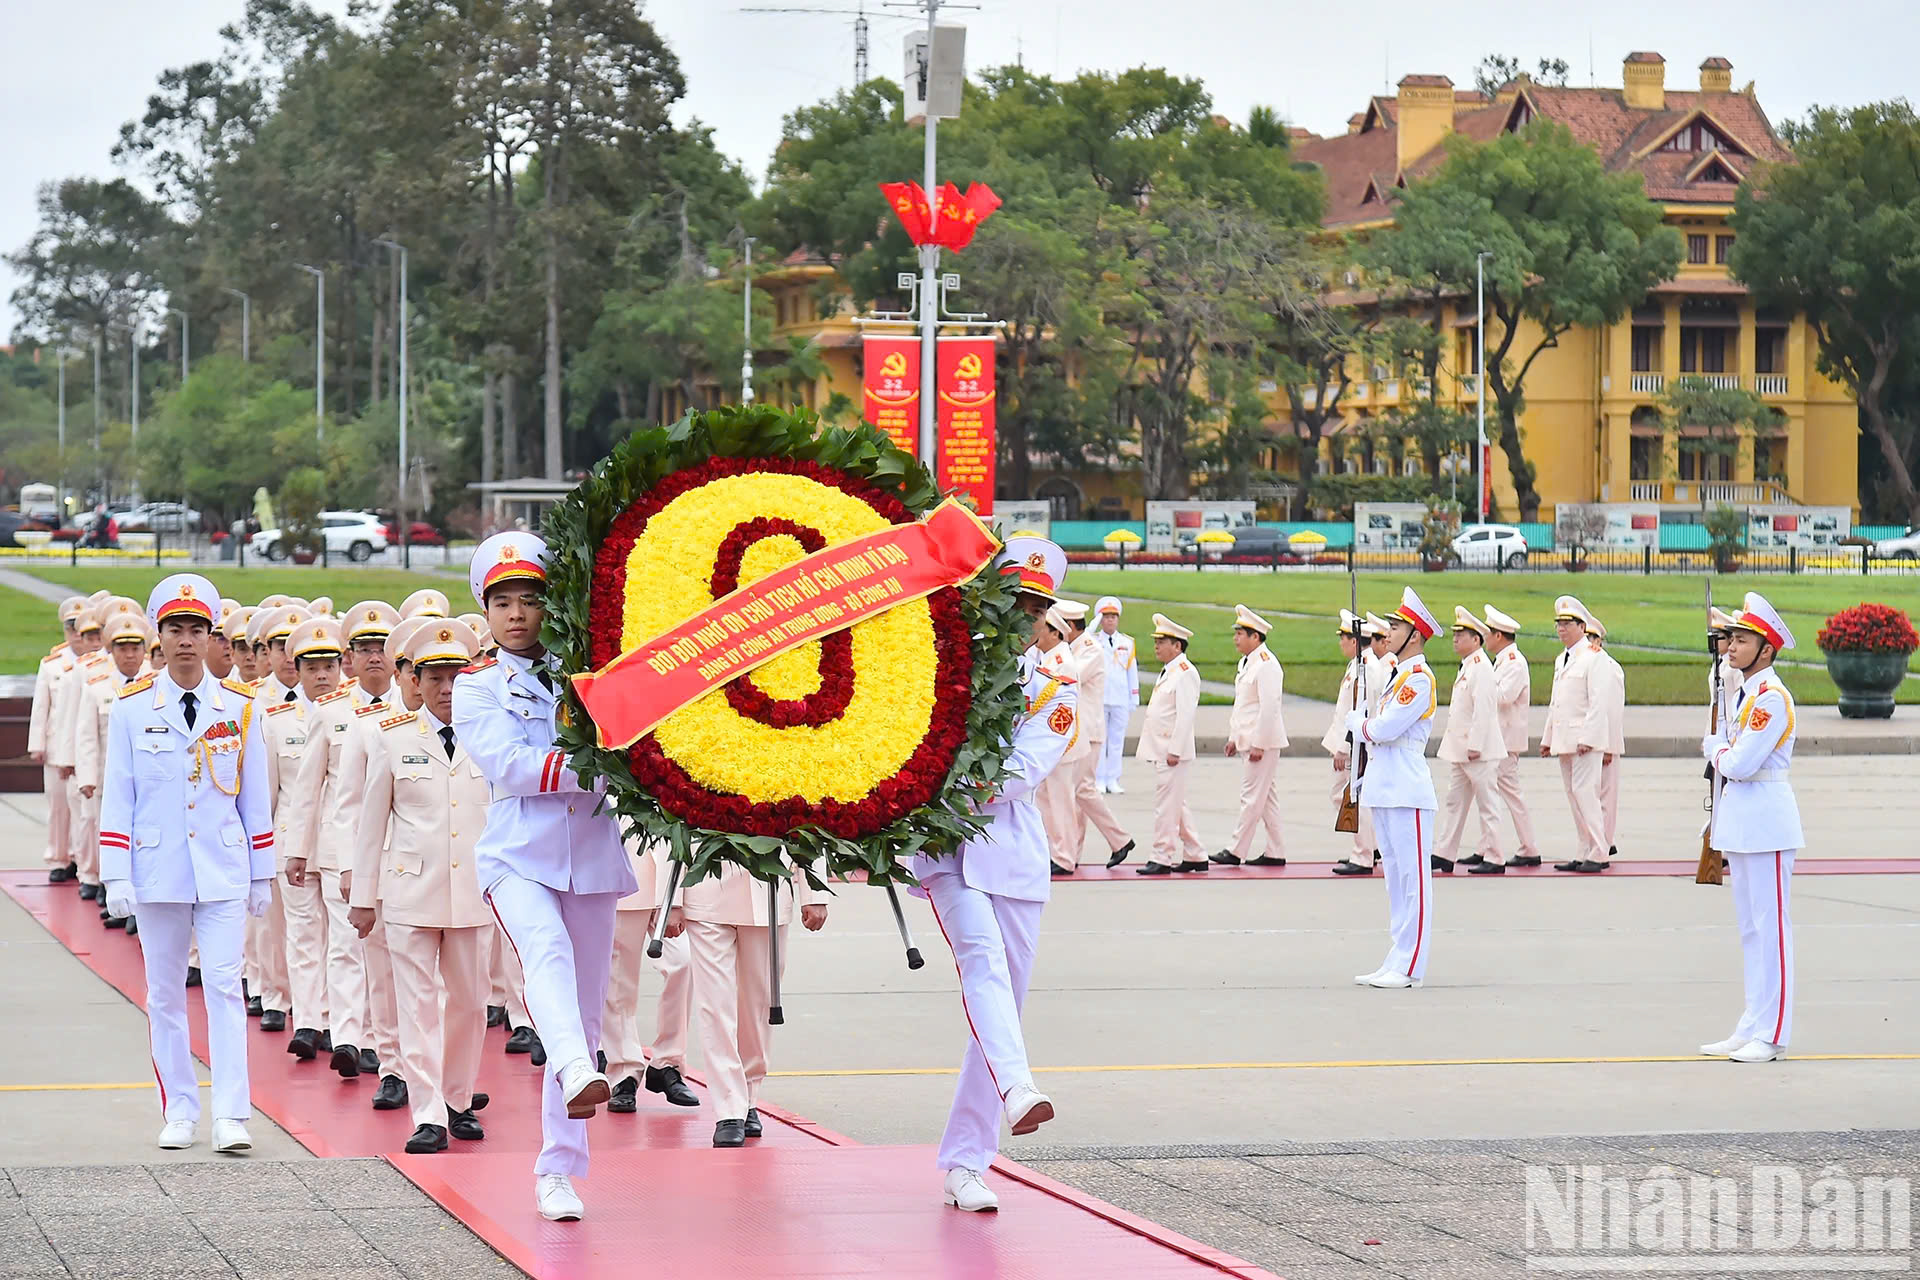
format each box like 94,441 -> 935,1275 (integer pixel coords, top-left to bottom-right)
559,1059 -> 611,1118
157,1119 -> 196,1150
942,1167 -> 1000,1212
1353,967 -> 1387,985
1700,1036 -> 1746,1057
1110,783 -> 1126,794
536,1173 -> 584,1222
1729,1039 -> 1784,1063
211,1119 -> 251,1153
1002,1082 -> 1054,1136
1366,972 -> 1422,989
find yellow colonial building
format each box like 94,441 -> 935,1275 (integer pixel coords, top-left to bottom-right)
1291,52 -> 1857,519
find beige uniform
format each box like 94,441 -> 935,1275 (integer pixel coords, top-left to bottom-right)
1322,658 -> 1377,862
1067,629 -> 1129,862
1136,652 -> 1202,867
1487,644 -> 1539,861
1226,643 -> 1288,861
341,699 -> 405,1069
1541,643 -> 1607,862
352,706 -> 491,1128
28,645 -> 79,871
68,660 -> 126,884
242,676 -> 291,1015
50,652 -> 111,884
1588,644 -> 1628,852
602,843 -> 691,1085
1433,649 -> 1507,862
1031,643 -> 1086,871
264,694 -> 328,1030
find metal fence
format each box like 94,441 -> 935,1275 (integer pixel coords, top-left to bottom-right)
1067,542 -> 1920,576
0,530 -> 467,572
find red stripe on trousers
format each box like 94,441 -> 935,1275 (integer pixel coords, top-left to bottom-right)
1408,811 -> 1427,978
485,896 -> 542,1039
151,1055 -> 167,1118
1771,851 -> 1787,1045
926,895 -> 1004,1099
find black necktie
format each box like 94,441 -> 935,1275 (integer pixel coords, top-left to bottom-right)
283,689 -> 297,703
182,692 -> 197,730
440,726 -> 456,761
536,666 -> 554,693
369,694 -> 382,707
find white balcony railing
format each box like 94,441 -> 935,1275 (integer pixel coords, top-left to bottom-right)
1629,373 -> 1665,394
1753,374 -> 1789,396
1697,373 -> 1740,390
1629,482 -> 1663,502
1377,378 -> 1400,401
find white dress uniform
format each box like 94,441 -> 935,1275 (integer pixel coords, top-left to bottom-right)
602,843 -> 692,1097
99,576 -> 275,1141
452,533 -> 635,1192
49,623 -> 111,889
1483,607 -> 1540,864
912,536 -> 1074,1209
265,668 -> 330,1038
1066,623 -> 1130,863
1702,595 -> 1803,1060
1091,598 -> 1139,791
245,605 -> 310,1022
1346,589 -> 1440,986
28,598 -> 84,875
1323,614 -> 1377,868
73,610 -> 153,890
1433,616 -> 1507,865
1224,606 -> 1288,865
1585,626 -> 1628,854
1540,596 -> 1607,865
1032,635 -> 1087,872
1136,615 -> 1202,870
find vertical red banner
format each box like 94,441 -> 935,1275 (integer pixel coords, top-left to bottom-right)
936,336 -> 996,515
861,335 -> 921,457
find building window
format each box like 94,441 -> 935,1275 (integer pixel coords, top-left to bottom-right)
1678,445 -> 1733,482
1753,437 -> 1787,485
1630,326 -> 1661,372
1755,327 -> 1787,374
1687,234 -> 1709,265
1679,328 -> 1727,374
1715,235 -> 1734,264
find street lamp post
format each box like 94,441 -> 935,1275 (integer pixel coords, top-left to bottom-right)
295,264 -> 325,436
372,238 -> 408,561
224,288 -> 250,362
55,347 -> 72,519
1475,250 -> 1492,525
740,236 -> 756,404
167,307 -> 189,382
916,0 -> 942,465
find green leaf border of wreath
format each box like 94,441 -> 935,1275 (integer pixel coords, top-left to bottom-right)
542,403 -> 1027,891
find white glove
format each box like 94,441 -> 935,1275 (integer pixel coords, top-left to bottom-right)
1700,733 -> 1726,761
104,880 -> 135,919
246,879 -> 273,918
1344,709 -> 1367,737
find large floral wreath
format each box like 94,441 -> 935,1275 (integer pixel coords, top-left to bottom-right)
544,405 -> 1027,887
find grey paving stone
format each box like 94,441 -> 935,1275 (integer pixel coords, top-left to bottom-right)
228,1268 -> 406,1280
30,1210 -> 211,1255
288,1159 -> 432,1212
63,1252 -> 236,1280
152,1162 -> 327,1213
336,1207 -> 523,1279
189,1209 -> 389,1274
0,1169 -> 17,1198
7,1164 -> 167,1209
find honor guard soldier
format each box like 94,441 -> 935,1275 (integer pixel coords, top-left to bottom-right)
454,532 -> 635,1223
458,613 -> 495,654
272,616 -> 347,1059
207,600 -> 240,680
1707,606 -> 1742,732
1433,607 -> 1506,874
912,535 -> 1072,1213
352,620 -> 494,1152
1345,588 -> 1440,989
1480,605 -> 1540,869
1090,597 -> 1140,794
1585,616 -> 1628,860
1540,596 -> 1608,873
1364,611 -> 1397,711
1326,612 -> 1378,876
75,609 -> 155,901
1214,604 -> 1288,868
222,608 -> 259,686
30,597 -> 86,883
1063,603 -> 1134,870
48,607 -> 109,893
1030,602 -> 1086,875
602,842 -> 697,1113
401,587 -> 450,620
243,605 -> 307,1032
99,574 -> 275,1153
1699,593 -> 1802,1064
1136,614 -> 1204,874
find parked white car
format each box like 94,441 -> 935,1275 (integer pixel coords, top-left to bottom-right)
1449,523 -> 1530,568
1871,526 -> 1920,559
250,511 -> 389,562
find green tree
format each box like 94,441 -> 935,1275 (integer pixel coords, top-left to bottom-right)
1657,376 -> 1780,482
1731,102 -> 1920,525
1375,123 -> 1684,520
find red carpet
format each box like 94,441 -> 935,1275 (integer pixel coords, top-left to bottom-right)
2,871 -> 1279,1280
1058,857 -> 1920,879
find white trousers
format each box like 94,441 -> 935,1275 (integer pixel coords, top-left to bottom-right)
387,923 -> 488,1128
138,899 -> 249,1124
603,910 -> 691,1080
363,913 -> 401,1065
1095,706 -> 1130,787
1229,752 -> 1285,860
489,923 -> 530,1028
70,781 -> 100,884
1149,761 -> 1203,866
686,919 -> 785,1122
1598,758 -> 1621,850
1434,759 -> 1504,862
280,871 -> 329,1030
319,870 -> 368,1048
43,765 -> 70,867
1727,849 -> 1796,1047
1490,756 -> 1539,860
1368,806 -> 1434,982
923,872 -> 1042,1175
245,878 -> 290,1012
1557,752 -> 1605,862
1331,766 -> 1375,862
485,875 -> 619,1177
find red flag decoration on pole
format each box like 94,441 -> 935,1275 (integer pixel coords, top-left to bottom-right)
936,335 -> 996,513
878,181 -> 935,245
931,182 -> 1001,252
861,335 -> 921,456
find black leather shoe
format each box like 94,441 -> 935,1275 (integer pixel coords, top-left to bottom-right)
1554,860 -> 1583,872
1330,860 -> 1374,875
48,865 -> 71,884
330,1043 -> 361,1078
1175,860 -> 1210,873
646,1064 -> 699,1107
712,1119 -> 746,1147
1106,839 -> 1135,869
104,913 -> 127,929
486,1005 -> 506,1029
185,967 -> 202,988
447,1107 -> 484,1141
404,1123 -> 448,1154
247,997 -> 263,1018
504,1026 -> 535,1055
1608,845 -> 1619,859
1570,860 -> 1609,873
1247,854 -> 1287,867
79,882 -> 100,900
609,1077 -> 639,1113
745,1107 -> 763,1139
1468,861 -> 1507,874
1457,853 -> 1486,866
359,1048 -> 378,1075
288,1028 -> 321,1060
317,1030 -> 333,1053
1050,864 -> 1074,877
372,1075 -> 408,1110
1210,850 -> 1242,865
528,1032 -> 546,1067
124,915 -> 137,936
1509,855 -> 1543,868
260,1009 -> 287,1032
100,904 -> 112,922
63,861 -> 78,882
1135,863 -> 1173,876
1431,855 -> 1455,874
470,1092 -> 489,1111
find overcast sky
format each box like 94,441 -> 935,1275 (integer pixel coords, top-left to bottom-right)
3,0 -> 1913,338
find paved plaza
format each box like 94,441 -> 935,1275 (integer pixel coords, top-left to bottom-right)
0,744 -> 1913,1278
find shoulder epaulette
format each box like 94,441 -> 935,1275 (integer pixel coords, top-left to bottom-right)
266,702 -> 296,716
354,703 -> 386,717
223,677 -> 256,697
461,657 -> 498,674
87,671 -> 110,684
379,710 -> 418,730
315,687 -> 352,704
48,644 -> 67,657
119,675 -> 155,699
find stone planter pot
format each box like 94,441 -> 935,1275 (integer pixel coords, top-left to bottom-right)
1823,649 -> 1911,719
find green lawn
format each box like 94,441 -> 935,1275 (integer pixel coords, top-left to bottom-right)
1071,569 -> 1920,706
